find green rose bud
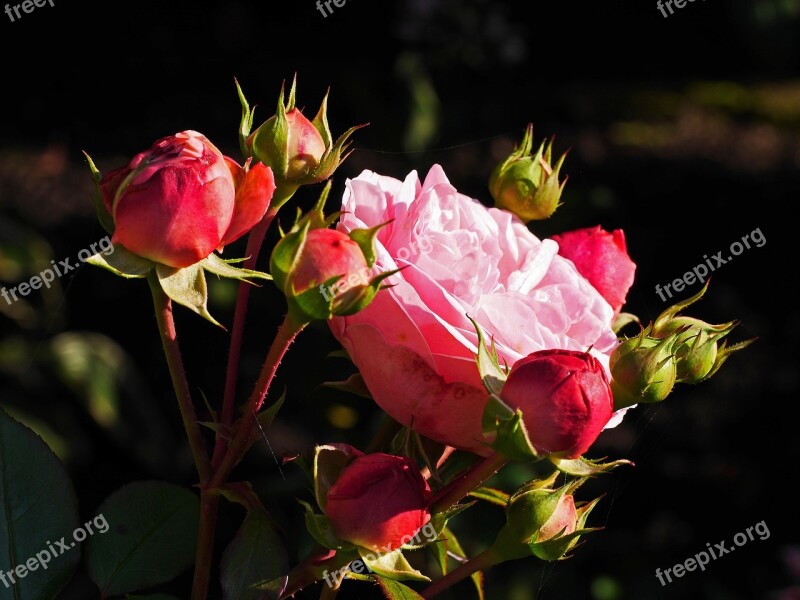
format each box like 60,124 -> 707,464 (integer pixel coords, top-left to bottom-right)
489,124 -> 567,222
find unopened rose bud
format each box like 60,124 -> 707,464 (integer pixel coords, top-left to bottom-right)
99,131 -> 275,268
609,331 -> 679,407
499,350 -> 614,459
325,453 -> 432,553
551,226 -> 637,316
650,284 -> 754,385
249,79 -> 364,192
252,107 -> 327,181
490,124 -> 567,222
493,480 -> 600,562
271,203 -> 398,323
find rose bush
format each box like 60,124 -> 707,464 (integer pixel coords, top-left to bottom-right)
101,130 -> 275,268
329,165 -> 624,454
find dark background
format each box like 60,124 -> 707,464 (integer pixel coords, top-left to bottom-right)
1,0 -> 798,598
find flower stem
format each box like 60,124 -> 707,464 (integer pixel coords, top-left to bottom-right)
212,205 -> 280,470
191,491 -> 219,600
421,548 -> 501,598
210,314 -> 305,488
148,273 -> 215,600
430,452 -> 509,514
148,273 -> 211,483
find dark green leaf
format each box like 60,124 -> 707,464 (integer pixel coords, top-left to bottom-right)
220,509 -> 288,600
0,408 -> 80,600
87,481 -> 199,596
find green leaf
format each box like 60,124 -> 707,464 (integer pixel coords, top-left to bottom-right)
375,577 -> 425,599
86,242 -> 154,279
549,456 -> 634,477
201,253 -> 272,282
0,408 -> 80,600
156,263 -> 222,327
359,549 -> 430,582
86,481 -> 199,597
220,508 -> 288,600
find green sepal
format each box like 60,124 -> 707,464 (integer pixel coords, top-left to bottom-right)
550,455 -> 634,477
612,312 -> 641,334
469,317 -> 507,396
321,373 -> 373,399
235,78 -> 257,159
200,253 -> 271,282
251,80 -> 292,180
312,123 -> 368,183
481,394 -> 539,462
653,280 -> 710,330
358,549 -> 430,583
348,220 -> 392,268
312,89 -> 334,148
83,151 -> 115,234
332,269 -> 400,317
287,275 -> 339,324
156,263 -> 221,328
270,220 -> 310,293
469,486 -> 511,507
298,499 -> 351,551
85,242 -> 154,279
701,337 -> 757,381
313,443 -> 363,512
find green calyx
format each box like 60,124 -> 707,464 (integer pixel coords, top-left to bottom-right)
489,124 -> 568,223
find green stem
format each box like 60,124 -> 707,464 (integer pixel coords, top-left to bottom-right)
421,548 -> 501,599
430,452 -> 509,514
365,414 -> 403,453
148,273 -> 211,483
210,314 -> 305,488
212,205 -> 280,470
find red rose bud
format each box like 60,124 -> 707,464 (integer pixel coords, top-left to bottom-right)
609,331 -> 679,408
255,107 -> 327,181
100,131 -> 275,268
489,124 -> 567,222
325,453 -> 432,553
499,350 -> 614,459
551,226 -> 636,316
271,212 -> 396,323
249,79 -> 364,191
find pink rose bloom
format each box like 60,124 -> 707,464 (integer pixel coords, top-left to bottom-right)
550,226 -> 636,316
329,165 -> 624,454
101,130 -> 275,268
